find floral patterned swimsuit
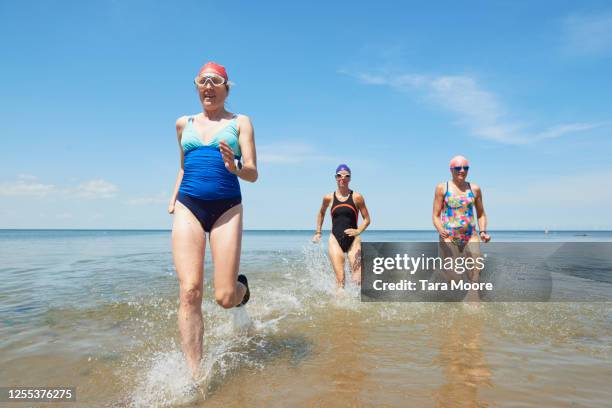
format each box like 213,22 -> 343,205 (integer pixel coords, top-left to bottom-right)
441,181 -> 476,245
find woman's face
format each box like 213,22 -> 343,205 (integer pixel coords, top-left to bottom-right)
335,171 -> 351,188
450,159 -> 469,182
196,70 -> 228,110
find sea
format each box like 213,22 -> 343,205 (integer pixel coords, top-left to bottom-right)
1,230 -> 610,407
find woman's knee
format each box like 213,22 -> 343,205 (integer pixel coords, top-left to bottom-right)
215,287 -> 237,309
179,284 -> 203,307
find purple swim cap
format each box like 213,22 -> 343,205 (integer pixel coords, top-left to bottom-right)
335,164 -> 351,174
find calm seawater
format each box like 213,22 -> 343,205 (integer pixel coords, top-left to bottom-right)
1,230 -> 611,407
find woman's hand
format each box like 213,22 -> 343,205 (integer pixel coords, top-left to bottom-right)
479,231 -> 491,242
312,232 -> 322,243
438,229 -> 450,239
344,228 -> 360,237
219,141 -> 238,174
168,201 -> 175,214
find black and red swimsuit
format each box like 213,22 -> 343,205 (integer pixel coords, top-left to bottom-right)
331,190 -> 359,253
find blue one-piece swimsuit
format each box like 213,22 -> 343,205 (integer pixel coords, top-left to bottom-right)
177,116 -> 242,232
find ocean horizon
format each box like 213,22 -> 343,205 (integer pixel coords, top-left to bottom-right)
2,228 -> 611,231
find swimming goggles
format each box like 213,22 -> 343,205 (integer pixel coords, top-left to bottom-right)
194,73 -> 227,87
451,166 -> 470,172
335,173 -> 351,180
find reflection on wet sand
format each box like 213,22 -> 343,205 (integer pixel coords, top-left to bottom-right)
320,310 -> 368,404
193,306 -> 373,408
433,309 -> 492,407
298,308 -> 371,407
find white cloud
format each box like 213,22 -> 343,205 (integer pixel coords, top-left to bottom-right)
0,176 -> 120,200
347,71 -> 601,144
0,175 -> 57,197
534,123 -> 601,140
563,12 -> 612,56
258,142 -> 335,164
74,179 -> 118,199
16,174 -> 38,181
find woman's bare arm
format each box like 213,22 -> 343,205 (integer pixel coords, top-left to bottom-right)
432,183 -> 449,238
220,114 -> 258,182
168,116 -> 187,214
347,192 -> 370,236
312,194 -> 332,242
472,183 -> 491,242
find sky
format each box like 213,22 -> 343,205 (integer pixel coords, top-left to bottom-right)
1,0 -> 611,230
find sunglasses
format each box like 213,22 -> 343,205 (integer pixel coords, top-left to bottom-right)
194,74 -> 227,87
451,166 -> 470,172
335,173 -> 351,180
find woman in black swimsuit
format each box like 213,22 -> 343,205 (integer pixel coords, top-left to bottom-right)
312,164 -> 371,288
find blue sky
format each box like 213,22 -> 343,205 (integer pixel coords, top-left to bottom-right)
1,0 -> 611,230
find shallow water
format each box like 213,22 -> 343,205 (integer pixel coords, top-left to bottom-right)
0,230 -> 611,407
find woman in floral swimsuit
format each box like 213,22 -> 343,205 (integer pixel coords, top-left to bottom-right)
432,155 -> 491,301
433,155 -> 490,246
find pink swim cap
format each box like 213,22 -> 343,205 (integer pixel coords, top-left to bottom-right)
198,62 -> 228,81
449,155 -> 469,167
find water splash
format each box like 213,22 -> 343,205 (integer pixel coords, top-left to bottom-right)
129,350 -> 202,407
231,306 -> 254,334
301,242 -> 337,295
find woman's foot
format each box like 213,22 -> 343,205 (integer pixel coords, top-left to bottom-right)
236,274 -> 250,307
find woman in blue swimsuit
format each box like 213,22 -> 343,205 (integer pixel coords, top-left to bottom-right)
168,62 -> 258,378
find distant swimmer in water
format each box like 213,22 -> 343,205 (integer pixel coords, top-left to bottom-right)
312,164 -> 371,288
432,156 -> 490,302
168,62 -> 258,378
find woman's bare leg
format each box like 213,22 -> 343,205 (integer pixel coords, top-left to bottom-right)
464,235 -> 482,302
328,235 -> 346,288
172,201 -> 206,377
347,236 -> 362,285
209,204 -> 246,308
